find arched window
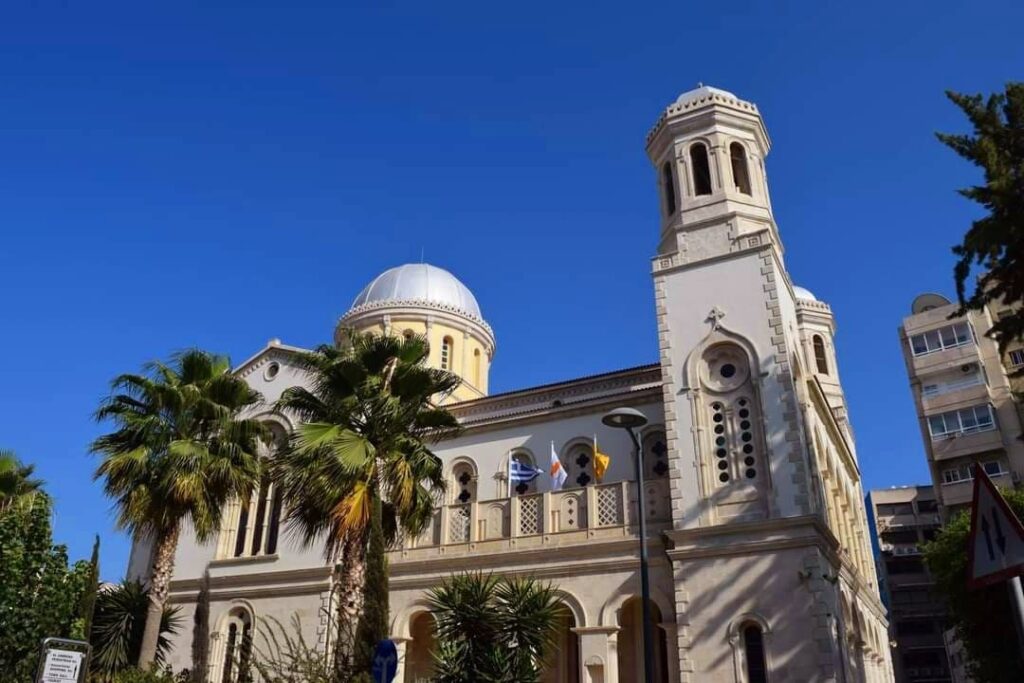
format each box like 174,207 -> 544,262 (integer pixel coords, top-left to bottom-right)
690,143 -> 712,196
441,336 -> 453,371
743,624 -> 768,683
564,442 -> 596,488
700,344 -> 766,490
662,161 -> 677,215
473,348 -> 481,386
219,608 -> 253,683
813,335 -> 829,375
509,450 -> 538,495
451,460 -> 477,504
224,424 -> 285,559
730,142 -> 752,195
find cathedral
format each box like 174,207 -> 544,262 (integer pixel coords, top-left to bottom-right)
128,86 -> 895,682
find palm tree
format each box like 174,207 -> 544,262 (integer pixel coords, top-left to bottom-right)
272,331 -> 460,676
0,449 -> 44,513
91,349 -> 267,670
427,572 -> 565,683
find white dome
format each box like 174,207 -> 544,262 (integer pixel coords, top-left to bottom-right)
349,263 -> 483,320
793,285 -> 817,301
674,85 -> 739,106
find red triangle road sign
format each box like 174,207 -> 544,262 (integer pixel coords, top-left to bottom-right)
968,464 -> 1024,590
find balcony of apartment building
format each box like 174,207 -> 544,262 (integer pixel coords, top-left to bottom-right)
883,554 -> 932,590
938,458 -> 1015,507
875,503 -> 941,533
900,646 -> 952,683
926,403 -> 1005,464
906,319 -> 981,377
919,362 -> 991,414
889,582 -> 946,619
390,478 -> 672,563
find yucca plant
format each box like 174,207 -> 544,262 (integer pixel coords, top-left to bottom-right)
427,573 -> 565,683
91,349 -> 267,669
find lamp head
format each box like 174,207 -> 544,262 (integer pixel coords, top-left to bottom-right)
601,407 -> 648,430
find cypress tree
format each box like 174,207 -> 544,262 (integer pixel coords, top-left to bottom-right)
353,495 -> 389,678
191,569 -> 211,683
80,535 -> 101,641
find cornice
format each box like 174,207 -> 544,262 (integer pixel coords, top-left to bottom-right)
452,365 -> 660,417
663,515 -> 836,558
340,299 -> 494,341
806,376 -> 861,479
454,385 -> 662,434
233,341 -> 310,379
388,536 -> 672,586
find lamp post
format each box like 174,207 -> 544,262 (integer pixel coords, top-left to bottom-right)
602,406 -> 654,683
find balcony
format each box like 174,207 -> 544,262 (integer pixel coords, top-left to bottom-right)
911,342 -> 981,378
929,428 -> 1004,462
921,379 -> 990,414
941,471 -> 1013,506
391,479 -> 672,563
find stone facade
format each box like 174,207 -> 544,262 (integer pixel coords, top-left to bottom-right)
128,86 -> 893,683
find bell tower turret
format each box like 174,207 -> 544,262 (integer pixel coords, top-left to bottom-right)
645,86 -> 781,263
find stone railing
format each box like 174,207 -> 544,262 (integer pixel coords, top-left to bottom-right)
390,478 -> 672,562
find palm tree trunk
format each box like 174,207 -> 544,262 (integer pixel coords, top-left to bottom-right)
331,531 -> 367,678
138,526 -> 180,670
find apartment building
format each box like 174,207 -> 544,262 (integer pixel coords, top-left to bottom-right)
867,486 -> 949,682
898,293 -> 1024,512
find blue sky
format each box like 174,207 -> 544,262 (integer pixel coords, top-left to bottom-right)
1,1 -> 1021,579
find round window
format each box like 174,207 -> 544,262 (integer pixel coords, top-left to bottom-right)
720,363 -> 736,378
264,362 -> 280,381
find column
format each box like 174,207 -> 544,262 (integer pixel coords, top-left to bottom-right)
390,635 -> 411,683
572,626 -> 620,683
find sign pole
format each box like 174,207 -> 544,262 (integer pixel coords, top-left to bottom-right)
1010,575 -> 1024,654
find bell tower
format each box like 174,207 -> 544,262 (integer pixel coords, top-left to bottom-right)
646,86 -> 782,264
646,87 -> 892,682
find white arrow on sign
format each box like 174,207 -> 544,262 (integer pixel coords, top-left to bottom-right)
968,464 -> 1024,589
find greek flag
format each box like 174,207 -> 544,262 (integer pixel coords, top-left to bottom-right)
509,456 -> 542,484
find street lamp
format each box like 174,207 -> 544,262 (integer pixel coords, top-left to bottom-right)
601,406 -> 654,683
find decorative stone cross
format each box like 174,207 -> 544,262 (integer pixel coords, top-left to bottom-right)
706,307 -> 726,330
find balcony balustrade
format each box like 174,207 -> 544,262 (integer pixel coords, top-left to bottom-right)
391,479 -> 672,562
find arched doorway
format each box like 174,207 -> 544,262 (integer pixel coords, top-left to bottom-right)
404,611 -> 436,683
541,604 -> 580,683
617,598 -> 669,683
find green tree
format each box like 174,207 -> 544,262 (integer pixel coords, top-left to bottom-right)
427,572 -> 565,683
91,349 -> 267,669
190,569 -> 211,683
0,492 -> 92,680
79,534 -> 101,642
90,581 -> 183,682
923,487 -> 1024,682
937,83 -> 1024,354
0,448 -> 45,514
272,332 -> 459,678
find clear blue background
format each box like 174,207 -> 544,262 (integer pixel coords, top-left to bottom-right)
1,1 -> 1021,579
